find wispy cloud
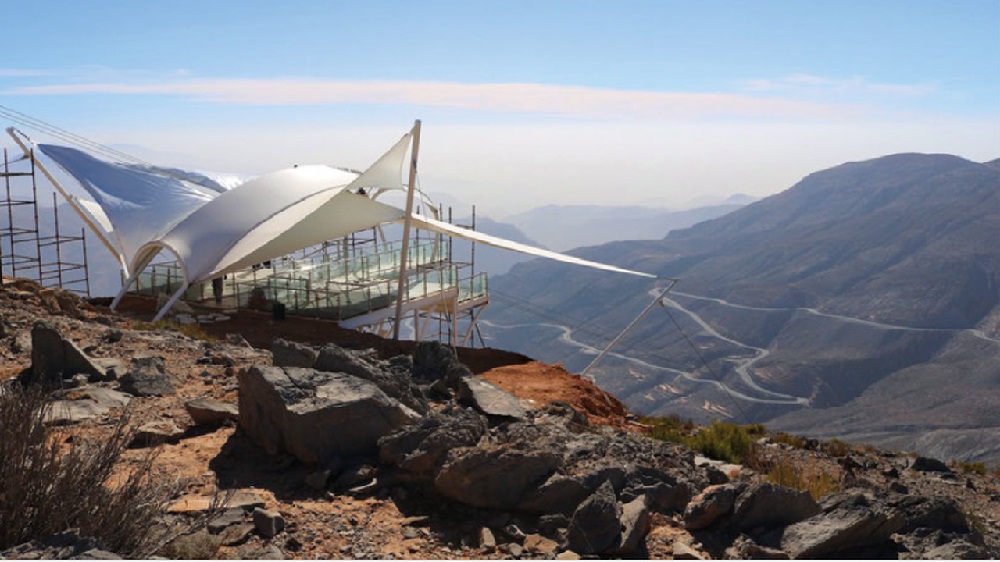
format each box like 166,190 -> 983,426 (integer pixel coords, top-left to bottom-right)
2,77 -> 863,120
744,74 -> 933,96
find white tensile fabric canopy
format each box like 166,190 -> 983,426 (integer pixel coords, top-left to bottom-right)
35,124 -> 656,321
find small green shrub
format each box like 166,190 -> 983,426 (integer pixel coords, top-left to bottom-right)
644,417 -> 757,464
640,415 -> 695,444
687,421 -> 753,464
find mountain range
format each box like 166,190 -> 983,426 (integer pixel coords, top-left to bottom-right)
503,196 -> 751,251
483,153 -> 1000,463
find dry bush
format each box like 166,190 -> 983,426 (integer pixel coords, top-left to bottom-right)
766,457 -> 841,500
0,384 -> 182,556
771,432 -> 807,449
687,420 -> 753,464
954,461 -> 987,476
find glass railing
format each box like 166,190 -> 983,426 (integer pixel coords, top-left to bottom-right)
129,238 -> 486,321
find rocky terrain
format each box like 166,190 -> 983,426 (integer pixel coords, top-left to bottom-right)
0,276 -> 998,559
485,153 -> 1000,463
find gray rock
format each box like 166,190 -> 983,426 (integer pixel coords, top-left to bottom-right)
253,544 -> 285,559
733,482 -> 819,532
892,495 -> 971,534
44,387 -> 132,425
238,366 -> 420,463
456,375 -> 527,421
612,494 -> 651,555
725,535 -> 790,559
434,447 -> 561,509
780,493 -> 903,559
185,398 -> 238,425
207,509 -> 247,534
910,456 -> 951,473
252,508 -> 284,538
304,469 -> 331,491
131,421 -> 185,447
622,465 -> 693,513
91,358 -> 125,382
271,339 -> 317,368
517,473 -> 590,515
921,539 -> 989,560
0,530 -> 119,560
27,321 -> 105,386
379,407 -> 488,480
412,340 -> 472,385
118,356 -> 176,397
566,481 -> 621,554
315,344 -> 429,415
684,483 -> 741,530
219,524 -> 255,546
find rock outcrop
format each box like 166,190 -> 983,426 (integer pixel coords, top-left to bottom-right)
27,320 -> 106,386
238,366 -> 420,463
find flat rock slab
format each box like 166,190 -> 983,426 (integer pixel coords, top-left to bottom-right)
186,398 -> 239,425
44,387 -> 132,425
457,375 -> 528,420
29,321 -> 106,385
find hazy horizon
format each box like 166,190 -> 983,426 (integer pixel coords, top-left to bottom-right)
1,1 -> 997,216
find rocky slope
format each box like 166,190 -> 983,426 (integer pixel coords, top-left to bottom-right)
0,276 -> 999,559
484,153 -> 1000,463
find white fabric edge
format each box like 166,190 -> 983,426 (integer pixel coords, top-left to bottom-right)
405,213 -> 657,279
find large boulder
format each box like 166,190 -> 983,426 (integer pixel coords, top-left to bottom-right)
684,483 -> 743,530
379,406 -> 488,480
780,493 -> 903,559
315,344 -> 429,415
611,495 -> 652,556
732,482 -> 819,532
566,480 -> 622,554
238,366 -> 420,463
27,321 -> 106,386
433,446 -> 561,509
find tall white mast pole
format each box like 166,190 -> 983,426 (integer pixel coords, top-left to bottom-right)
393,120 -> 421,341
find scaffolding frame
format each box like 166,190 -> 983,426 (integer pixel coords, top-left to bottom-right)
0,147 -> 90,296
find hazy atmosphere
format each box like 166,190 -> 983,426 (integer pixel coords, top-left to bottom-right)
2,0 -> 997,215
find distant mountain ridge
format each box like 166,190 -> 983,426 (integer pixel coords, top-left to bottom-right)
484,152 -> 1000,462
504,202 -> 748,251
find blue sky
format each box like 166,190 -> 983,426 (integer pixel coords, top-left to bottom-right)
2,0 -> 998,214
